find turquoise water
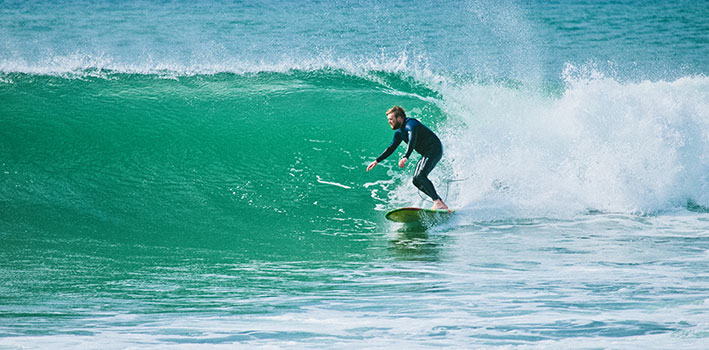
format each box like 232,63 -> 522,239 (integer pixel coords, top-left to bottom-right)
1,1 -> 709,348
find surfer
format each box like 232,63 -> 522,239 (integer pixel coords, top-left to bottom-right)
367,106 -> 450,210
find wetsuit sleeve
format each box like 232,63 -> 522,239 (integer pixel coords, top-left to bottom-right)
376,133 -> 403,162
403,124 -> 418,159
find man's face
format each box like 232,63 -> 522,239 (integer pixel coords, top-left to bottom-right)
387,113 -> 403,130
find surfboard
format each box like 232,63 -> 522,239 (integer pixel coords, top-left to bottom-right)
385,207 -> 455,224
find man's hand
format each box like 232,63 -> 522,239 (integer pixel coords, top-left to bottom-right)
366,160 -> 378,172
398,157 -> 407,168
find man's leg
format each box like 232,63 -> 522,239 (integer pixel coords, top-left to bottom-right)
412,150 -> 443,202
412,146 -> 449,210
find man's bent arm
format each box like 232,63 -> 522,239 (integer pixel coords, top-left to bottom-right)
403,125 -> 418,159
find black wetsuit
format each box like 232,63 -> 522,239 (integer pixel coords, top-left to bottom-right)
376,118 -> 443,201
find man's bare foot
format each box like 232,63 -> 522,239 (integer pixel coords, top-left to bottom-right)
431,199 -> 450,211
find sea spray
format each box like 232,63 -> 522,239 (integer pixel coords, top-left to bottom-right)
436,70 -> 709,219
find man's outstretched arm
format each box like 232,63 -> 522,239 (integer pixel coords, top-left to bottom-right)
367,135 -> 402,171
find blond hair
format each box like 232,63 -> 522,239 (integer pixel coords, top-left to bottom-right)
386,106 -> 406,120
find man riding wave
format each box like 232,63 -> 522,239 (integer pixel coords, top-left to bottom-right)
366,106 -> 449,210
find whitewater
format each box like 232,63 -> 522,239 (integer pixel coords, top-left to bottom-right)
2,0 -> 709,348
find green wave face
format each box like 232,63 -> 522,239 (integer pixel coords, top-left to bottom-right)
0,71 -> 445,260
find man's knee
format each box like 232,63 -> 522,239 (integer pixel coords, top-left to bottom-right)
412,174 -> 426,187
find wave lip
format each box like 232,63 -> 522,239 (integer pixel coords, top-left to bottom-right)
0,51 -> 438,79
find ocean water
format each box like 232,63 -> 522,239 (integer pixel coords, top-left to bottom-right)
1,0 -> 709,348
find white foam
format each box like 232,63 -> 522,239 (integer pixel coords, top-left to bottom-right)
436,68 -> 709,218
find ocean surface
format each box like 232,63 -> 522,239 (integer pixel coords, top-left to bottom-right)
2,0 -> 709,348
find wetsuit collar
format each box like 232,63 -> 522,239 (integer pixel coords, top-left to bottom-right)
399,117 -> 408,130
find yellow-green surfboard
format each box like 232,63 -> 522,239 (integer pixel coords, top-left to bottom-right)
385,207 -> 455,225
